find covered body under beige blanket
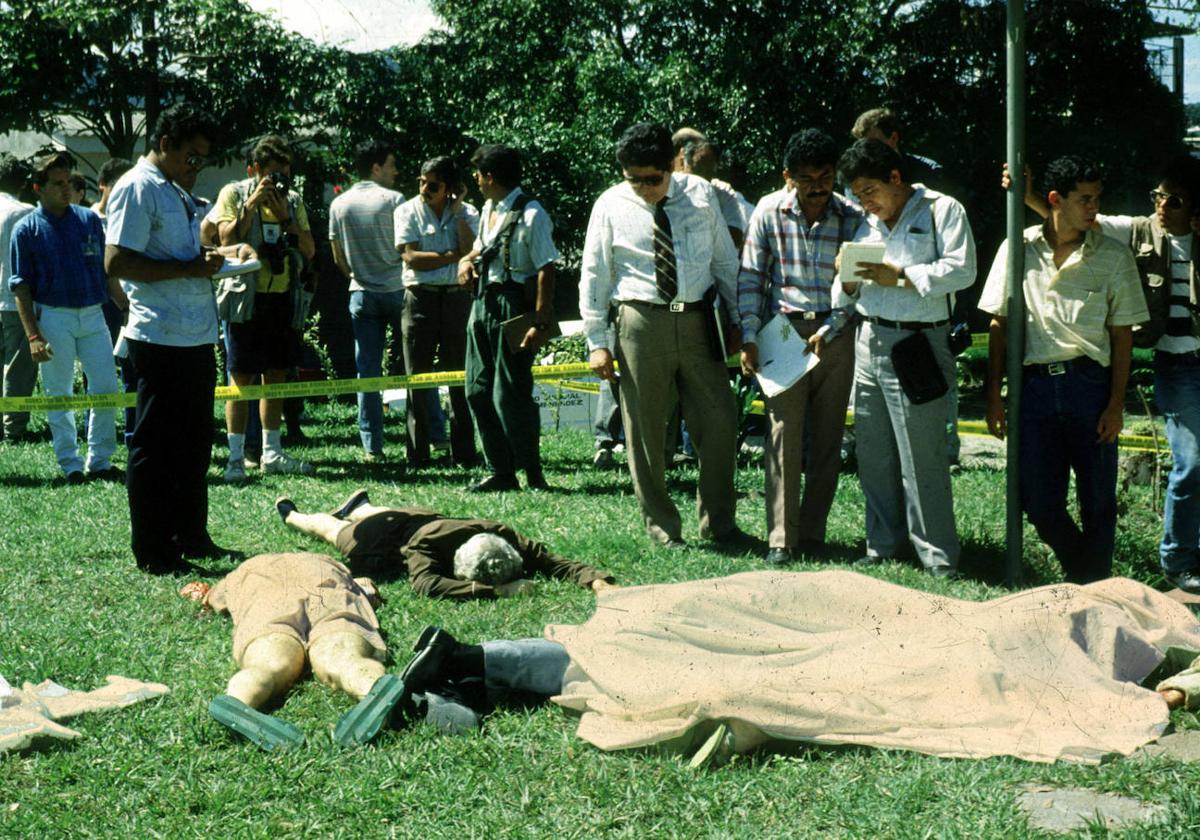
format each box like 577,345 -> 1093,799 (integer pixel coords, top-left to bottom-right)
547,571 -> 1200,764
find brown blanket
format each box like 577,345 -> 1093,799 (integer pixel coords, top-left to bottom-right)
547,571 -> 1200,764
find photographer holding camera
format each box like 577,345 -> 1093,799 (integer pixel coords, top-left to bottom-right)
211,135 -> 316,482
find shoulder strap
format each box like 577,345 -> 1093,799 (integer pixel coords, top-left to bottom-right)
499,193 -> 533,281
925,196 -> 953,320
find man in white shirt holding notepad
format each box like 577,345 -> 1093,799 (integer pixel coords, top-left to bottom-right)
834,138 -> 976,578
580,122 -> 743,549
737,129 -> 863,566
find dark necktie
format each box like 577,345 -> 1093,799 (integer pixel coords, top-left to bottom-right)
653,197 -> 678,303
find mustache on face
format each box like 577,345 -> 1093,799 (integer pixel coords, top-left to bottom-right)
805,190 -> 830,199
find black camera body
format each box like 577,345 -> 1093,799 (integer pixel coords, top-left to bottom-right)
269,171 -> 290,191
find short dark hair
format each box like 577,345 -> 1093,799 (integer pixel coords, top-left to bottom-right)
852,107 -> 901,140
616,123 -> 674,172
251,135 -> 292,169
353,139 -> 393,180
838,138 -> 904,185
783,129 -> 838,173
1042,155 -> 1103,198
470,144 -> 522,188
420,156 -> 458,187
69,172 -> 88,198
0,153 -> 31,194
32,151 -> 75,186
682,139 -> 721,177
153,103 -> 219,150
97,158 -> 133,188
1159,154 -> 1200,205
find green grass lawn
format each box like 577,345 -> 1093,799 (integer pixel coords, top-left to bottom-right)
1,398 -> 1198,839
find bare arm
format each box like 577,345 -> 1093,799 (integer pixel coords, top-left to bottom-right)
1097,325 -> 1132,444
13,286 -> 50,362
401,241 -> 460,270
985,316 -> 1007,439
330,238 -> 352,280
520,264 -> 557,351
104,243 -> 238,283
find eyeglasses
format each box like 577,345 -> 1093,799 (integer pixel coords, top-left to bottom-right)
1151,190 -> 1185,210
419,179 -> 445,192
624,173 -> 666,187
185,154 -> 207,171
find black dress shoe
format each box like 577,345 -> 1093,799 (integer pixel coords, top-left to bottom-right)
176,537 -> 244,561
469,474 -> 519,493
711,526 -> 753,546
1165,569 -> 1200,594
525,470 -> 551,491
86,466 -> 125,483
65,470 -> 85,485
764,547 -> 792,566
400,627 -> 460,697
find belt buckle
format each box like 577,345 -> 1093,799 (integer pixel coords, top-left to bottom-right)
669,301 -> 685,313
802,311 -> 817,321
1047,362 -> 1066,376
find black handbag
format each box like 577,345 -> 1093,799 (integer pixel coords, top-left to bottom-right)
890,330 -> 948,404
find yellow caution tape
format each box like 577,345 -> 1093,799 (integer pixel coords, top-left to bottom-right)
0,363 -> 598,412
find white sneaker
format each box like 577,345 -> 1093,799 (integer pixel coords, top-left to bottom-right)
262,451 -> 315,476
224,460 -> 247,484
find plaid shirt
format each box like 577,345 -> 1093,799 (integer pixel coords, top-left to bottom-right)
736,188 -> 862,343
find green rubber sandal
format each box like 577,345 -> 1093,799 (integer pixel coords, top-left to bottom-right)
333,674 -> 407,747
208,694 -> 305,751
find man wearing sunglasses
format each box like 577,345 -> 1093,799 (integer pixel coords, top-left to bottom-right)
1014,156 -> 1200,593
580,122 -> 743,548
395,156 -> 479,468
105,104 -> 254,575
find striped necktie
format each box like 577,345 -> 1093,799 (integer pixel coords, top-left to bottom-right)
653,196 -> 678,303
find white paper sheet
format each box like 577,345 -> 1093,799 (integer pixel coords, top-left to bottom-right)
754,313 -> 820,398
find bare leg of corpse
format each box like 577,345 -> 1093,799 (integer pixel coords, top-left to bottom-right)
226,633 -> 306,709
309,632 -> 387,700
283,510 -> 354,546
346,504 -> 390,523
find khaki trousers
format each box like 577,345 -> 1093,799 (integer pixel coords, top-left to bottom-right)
764,317 -> 855,548
615,302 -> 737,543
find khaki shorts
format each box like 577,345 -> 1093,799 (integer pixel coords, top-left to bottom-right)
231,565 -> 386,664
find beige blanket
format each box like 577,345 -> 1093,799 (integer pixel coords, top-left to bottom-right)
548,571 -> 1200,764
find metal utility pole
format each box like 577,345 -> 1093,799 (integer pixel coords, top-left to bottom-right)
1005,0 -> 1027,587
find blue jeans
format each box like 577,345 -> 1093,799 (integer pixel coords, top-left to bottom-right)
1155,351 -> 1200,574
1019,360 -> 1118,584
350,289 -> 407,455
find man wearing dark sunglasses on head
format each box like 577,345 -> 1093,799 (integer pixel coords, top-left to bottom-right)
580,122 -> 743,549
1012,155 -> 1200,594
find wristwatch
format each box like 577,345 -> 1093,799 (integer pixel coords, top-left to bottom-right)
896,268 -> 907,288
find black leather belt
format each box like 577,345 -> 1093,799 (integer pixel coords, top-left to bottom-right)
1024,356 -> 1099,377
866,316 -> 950,330
622,299 -> 708,313
787,309 -> 832,322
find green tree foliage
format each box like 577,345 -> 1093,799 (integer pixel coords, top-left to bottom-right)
0,0 -> 344,160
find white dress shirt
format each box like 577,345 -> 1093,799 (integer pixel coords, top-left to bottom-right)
105,158 -> 218,347
472,187 -> 558,287
834,186 -> 976,324
579,173 -> 739,351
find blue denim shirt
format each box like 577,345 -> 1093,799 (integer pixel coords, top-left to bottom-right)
8,204 -> 107,308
